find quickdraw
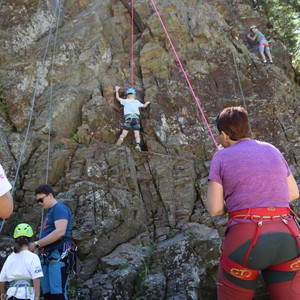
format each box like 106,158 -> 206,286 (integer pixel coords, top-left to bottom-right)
42,240 -> 77,268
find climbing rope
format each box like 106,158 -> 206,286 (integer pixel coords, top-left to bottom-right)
205,2 -> 254,136
131,0 -> 135,88
46,0 -> 62,184
150,0 -> 219,150
231,52 -> 253,136
221,0 -> 245,31
0,0 -> 62,234
41,0 -> 62,237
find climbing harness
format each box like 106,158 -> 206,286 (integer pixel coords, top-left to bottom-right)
221,253 -> 259,280
125,113 -> 139,122
125,116 -> 140,126
8,278 -> 33,299
41,239 -> 78,277
221,207 -> 300,280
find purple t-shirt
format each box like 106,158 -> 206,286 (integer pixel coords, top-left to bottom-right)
208,139 -> 291,212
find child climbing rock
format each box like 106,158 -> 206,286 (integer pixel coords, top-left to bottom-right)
247,25 -> 273,65
115,86 -> 150,151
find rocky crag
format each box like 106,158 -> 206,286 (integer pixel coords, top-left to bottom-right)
0,0 -> 299,299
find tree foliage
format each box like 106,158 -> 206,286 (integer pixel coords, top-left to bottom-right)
256,0 -> 300,74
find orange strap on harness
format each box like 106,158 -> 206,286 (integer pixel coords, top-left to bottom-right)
220,254 -> 259,281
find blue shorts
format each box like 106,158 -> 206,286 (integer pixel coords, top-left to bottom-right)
123,117 -> 141,131
259,39 -> 270,53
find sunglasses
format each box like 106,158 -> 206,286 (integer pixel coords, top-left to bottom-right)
216,114 -> 239,141
36,195 -> 47,204
216,114 -> 226,134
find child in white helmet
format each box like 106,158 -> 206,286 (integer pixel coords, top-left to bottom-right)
247,25 -> 273,65
0,223 -> 43,300
115,86 -> 150,151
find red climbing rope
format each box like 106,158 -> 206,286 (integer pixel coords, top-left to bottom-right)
131,0 -> 135,88
149,0 -> 219,150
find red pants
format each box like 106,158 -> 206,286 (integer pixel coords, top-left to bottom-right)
218,219 -> 300,300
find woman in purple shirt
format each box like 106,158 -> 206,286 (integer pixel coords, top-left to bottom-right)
207,107 -> 299,300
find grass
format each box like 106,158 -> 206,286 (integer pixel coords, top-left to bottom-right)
70,133 -> 80,143
133,261 -> 149,285
147,242 -> 157,255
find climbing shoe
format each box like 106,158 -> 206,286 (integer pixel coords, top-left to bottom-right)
116,137 -> 124,145
269,61 -> 273,64
135,144 -> 141,151
263,60 -> 267,66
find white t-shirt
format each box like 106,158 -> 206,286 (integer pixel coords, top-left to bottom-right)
120,98 -> 144,115
0,250 -> 43,300
0,164 -> 12,197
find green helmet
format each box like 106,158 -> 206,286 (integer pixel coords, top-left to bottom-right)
13,223 -> 34,239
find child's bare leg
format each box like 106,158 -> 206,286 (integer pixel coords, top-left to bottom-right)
260,51 -> 266,61
120,130 -> 129,139
116,130 -> 129,145
134,130 -> 142,151
134,130 -> 140,144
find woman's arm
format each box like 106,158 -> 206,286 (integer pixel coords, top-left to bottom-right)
206,180 -> 227,217
287,174 -> 299,202
0,192 -> 13,219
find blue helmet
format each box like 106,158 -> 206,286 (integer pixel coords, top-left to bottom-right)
250,25 -> 257,31
126,88 -> 136,95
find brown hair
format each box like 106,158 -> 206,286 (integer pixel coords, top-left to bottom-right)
35,184 -> 55,197
14,236 -> 32,253
216,106 -> 250,141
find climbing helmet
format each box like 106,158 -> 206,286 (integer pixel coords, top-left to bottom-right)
126,88 -> 136,95
13,223 -> 34,239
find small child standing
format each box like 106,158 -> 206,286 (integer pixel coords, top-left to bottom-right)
247,25 -> 273,65
115,86 -> 150,151
0,223 -> 43,300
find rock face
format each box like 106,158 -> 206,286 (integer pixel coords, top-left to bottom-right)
0,0 -> 299,299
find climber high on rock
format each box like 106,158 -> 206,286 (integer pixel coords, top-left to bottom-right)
247,25 -> 273,66
115,86 -> 150,152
